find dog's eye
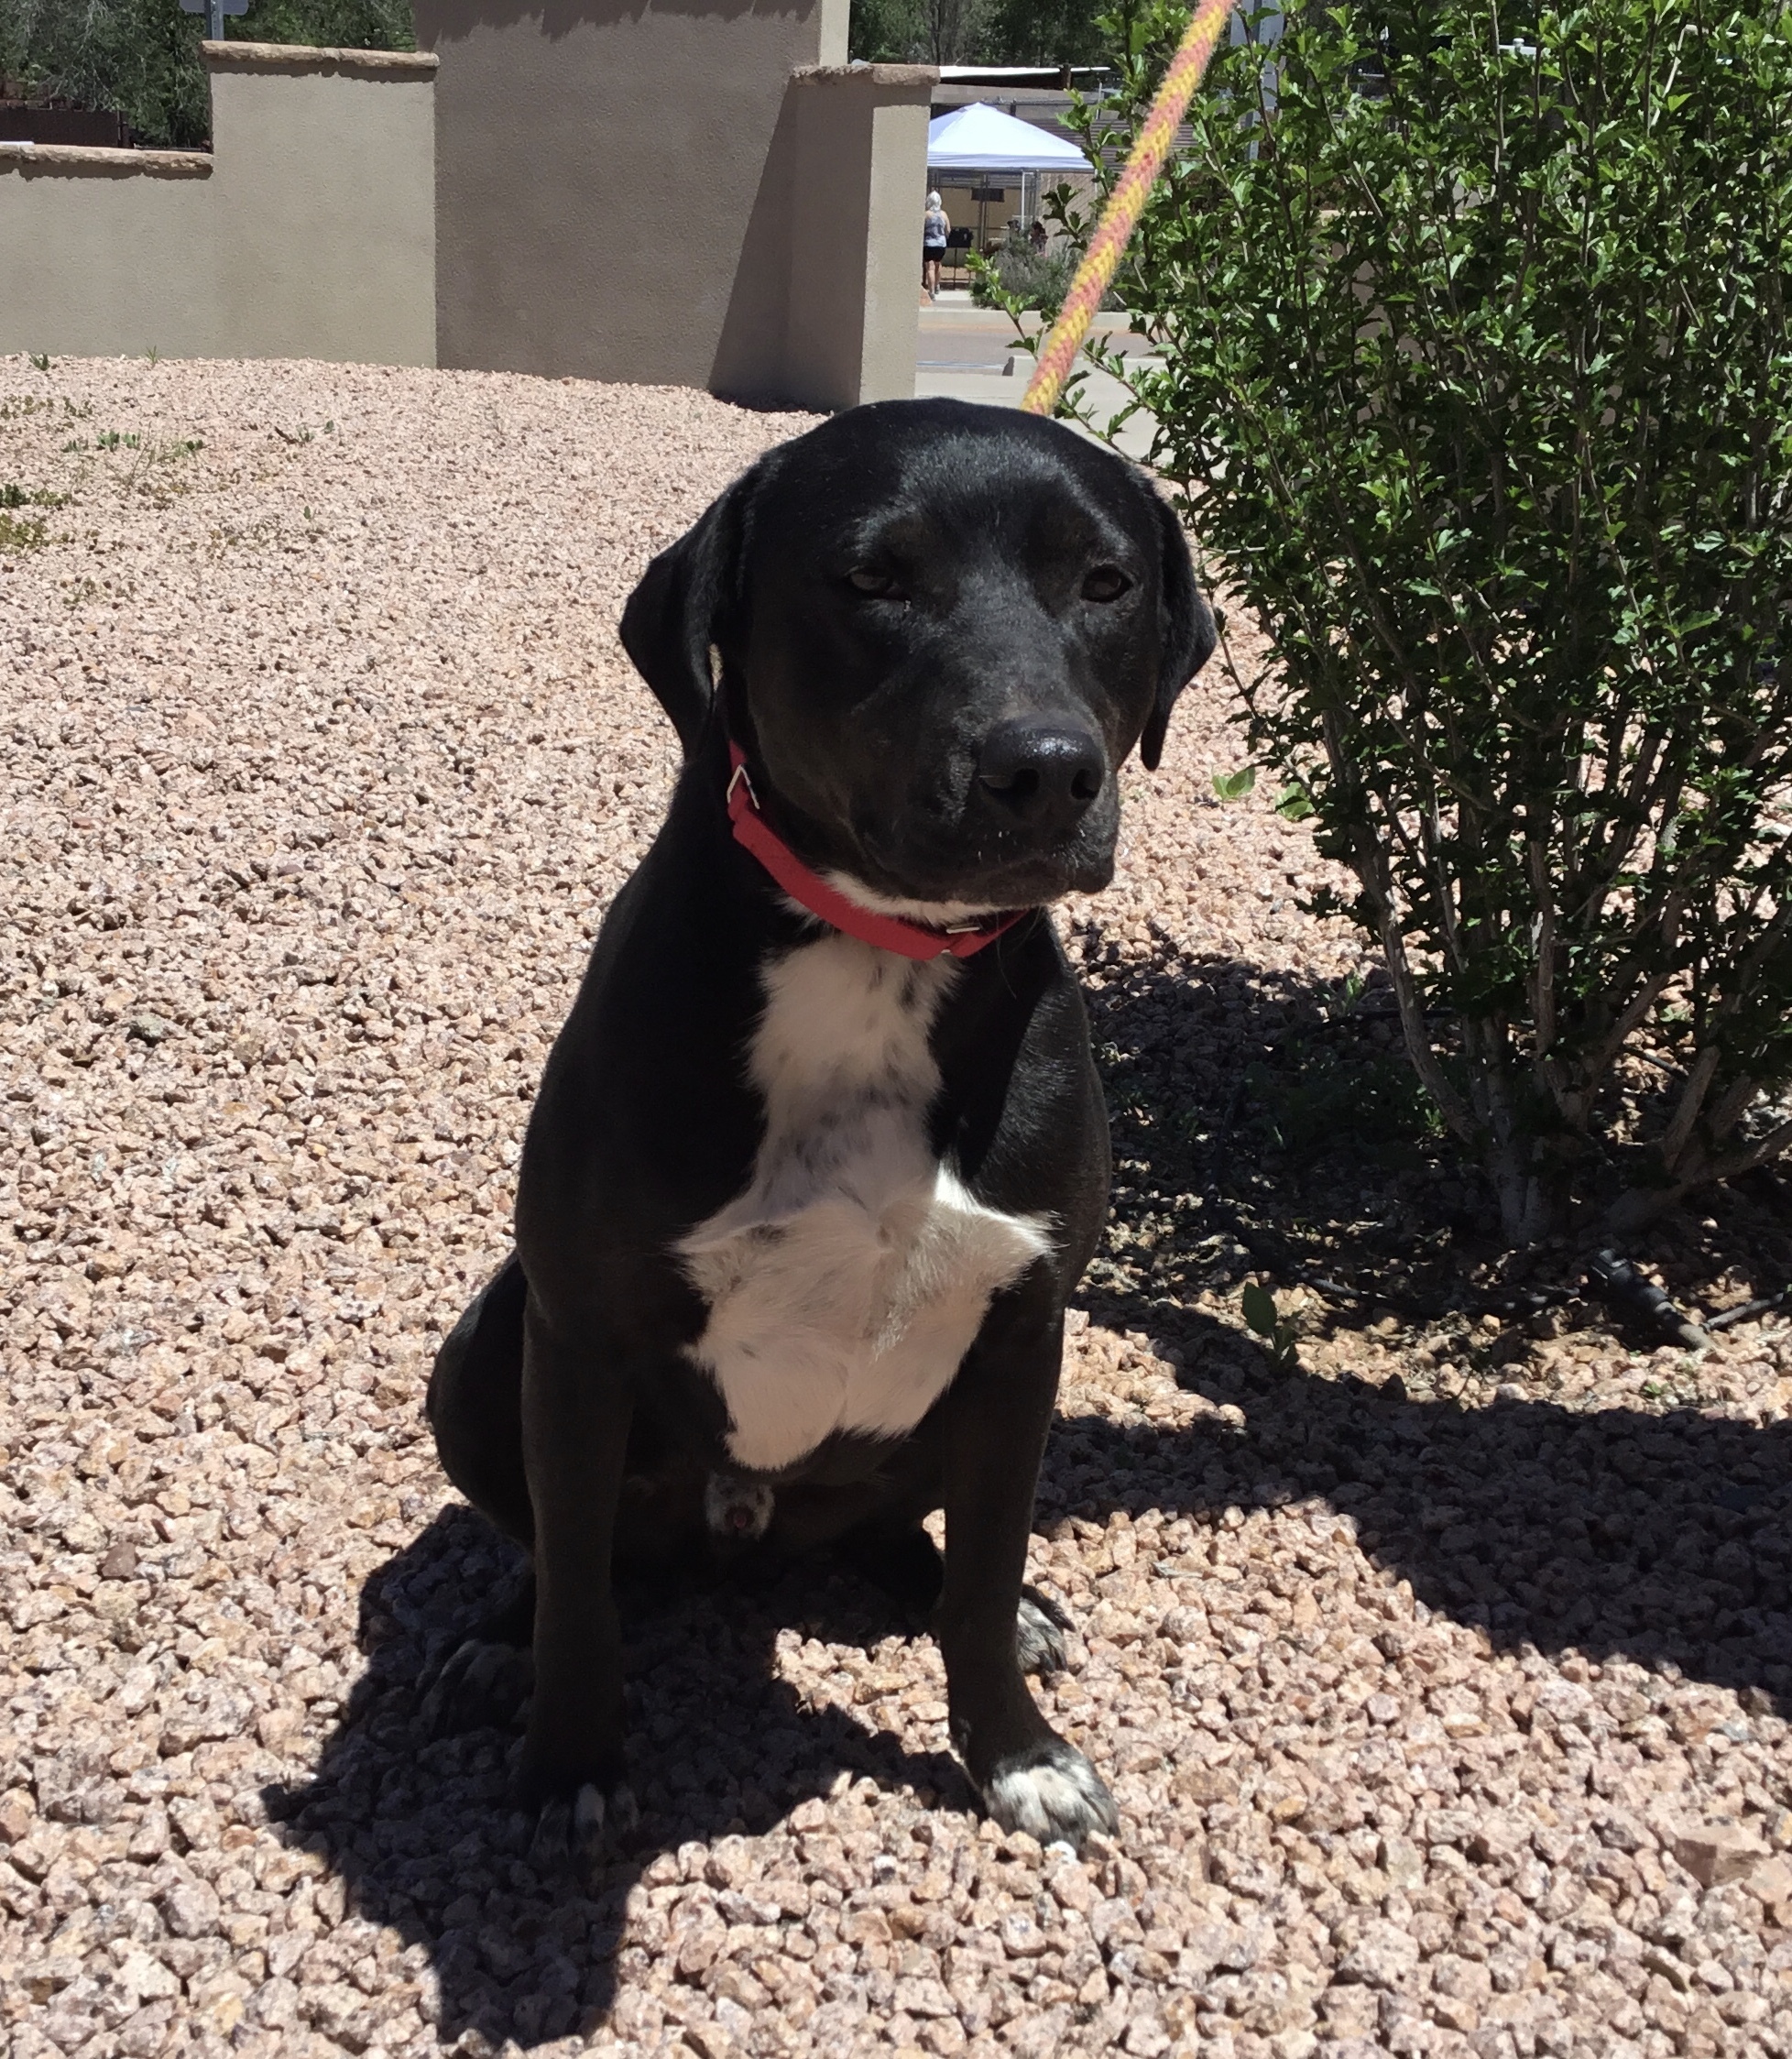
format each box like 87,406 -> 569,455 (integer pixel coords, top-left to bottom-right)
846,566 -> 904,600
1082,565 -> 1131,603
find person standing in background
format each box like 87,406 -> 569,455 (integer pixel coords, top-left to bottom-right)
923,191 -> 950,300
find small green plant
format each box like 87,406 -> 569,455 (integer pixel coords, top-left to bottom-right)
118,435 -> 204,499
1247,1044 -> 1442,1164
0,484 -> 70,509
145,346 -> 159,365
1240,1282 -> 1301,1367
0,511 -> 49,552
970,244 -> 1084,321
1211,764 -> 1255,803
28,353 -> 50,374
1326,970 -> 1370,1022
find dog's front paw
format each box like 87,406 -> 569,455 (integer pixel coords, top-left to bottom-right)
519,1777 -> 639,1878
419,1637 -> 534,1737
1016,1586 -> 1071,1675
981,1738 -> 1118,1852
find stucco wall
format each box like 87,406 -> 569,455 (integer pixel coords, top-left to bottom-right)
0,44 -> 436,367
208,46 -> 437,366
0,147 -> 218,362
1,25 -> 928,408
714,62 -> 931,411
417,2 -> 931,410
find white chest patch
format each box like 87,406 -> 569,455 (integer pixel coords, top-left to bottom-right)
676,935 -> 1051,1473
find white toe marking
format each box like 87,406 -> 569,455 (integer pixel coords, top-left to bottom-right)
987,1748 -> 1116,1844
704,1471 -> 775,1541
1016,1595 -> 1067,1672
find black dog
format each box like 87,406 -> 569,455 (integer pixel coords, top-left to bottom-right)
425,398 -> 1214,1864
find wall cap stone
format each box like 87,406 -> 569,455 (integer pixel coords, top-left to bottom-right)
792,63 -> 938,89
0,140 -> 213,176
201,40 -> 440,76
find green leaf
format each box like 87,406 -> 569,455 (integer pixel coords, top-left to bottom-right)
1212,765 -> 1258,802
1240,1282 -> 1280,1338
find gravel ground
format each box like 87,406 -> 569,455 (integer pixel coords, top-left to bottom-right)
4,355 -> 1792,2059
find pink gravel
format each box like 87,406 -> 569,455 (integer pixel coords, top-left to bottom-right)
3,354 -> 1792,2059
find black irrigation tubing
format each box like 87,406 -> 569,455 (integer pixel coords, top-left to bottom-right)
1585,1247 -> 1712,1350
1296,1248 -> 1723,1344
1706,1288 -> 1792,1331
1289,1267 -> 1579,1325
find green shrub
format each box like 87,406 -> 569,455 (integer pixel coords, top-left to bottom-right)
1007,0 -> 1792,1244
971,243 -> 1078,317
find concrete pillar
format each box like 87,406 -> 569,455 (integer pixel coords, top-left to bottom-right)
715,63 -> 933,412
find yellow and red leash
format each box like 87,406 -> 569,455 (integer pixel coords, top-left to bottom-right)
1020,0 -> 1233,416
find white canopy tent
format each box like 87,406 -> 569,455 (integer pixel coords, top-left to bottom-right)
925,104 -> 1090,268
925,102 -> 1090,175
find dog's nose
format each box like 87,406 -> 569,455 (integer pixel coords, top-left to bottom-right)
977,720 -> 1106,828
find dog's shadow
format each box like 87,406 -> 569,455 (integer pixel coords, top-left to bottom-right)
264,1516 -> 967,2049
269,1336 -> 1792,2051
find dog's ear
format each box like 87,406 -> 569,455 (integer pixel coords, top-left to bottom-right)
1138,492 -> 1217,772
618,472 -> 752,755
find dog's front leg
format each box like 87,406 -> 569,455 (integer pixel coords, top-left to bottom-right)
516,1293 -> 637,1872
938,1316 -> 1119,1853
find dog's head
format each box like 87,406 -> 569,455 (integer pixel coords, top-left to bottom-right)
619,398 -> 1215,911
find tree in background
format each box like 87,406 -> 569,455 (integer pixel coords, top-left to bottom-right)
849,0 -> 988,61
982,0 -> 1106,65
848,0 -> 1104,65
847,0 -> 928,61
917,0 -> 989,60
0,0 -> 412,148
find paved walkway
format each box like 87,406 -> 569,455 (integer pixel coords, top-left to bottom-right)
912,294 -> 1160,464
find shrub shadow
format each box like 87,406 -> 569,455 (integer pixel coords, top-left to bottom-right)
1074,930 -> 1792,1325
1046,1337 -> 1792,1711
1065,926 -> 1792,1703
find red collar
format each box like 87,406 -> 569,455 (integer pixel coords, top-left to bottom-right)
726,744 -> 1028,961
